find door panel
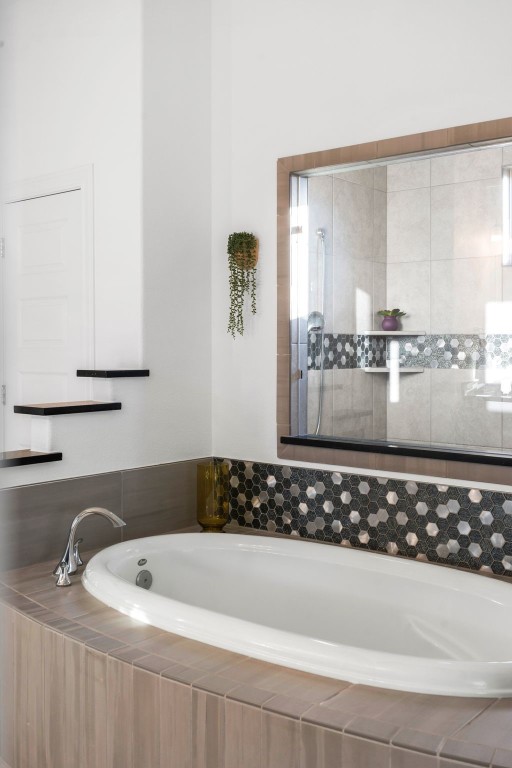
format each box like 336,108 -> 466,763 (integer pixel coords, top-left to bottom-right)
3,189 -> 93,450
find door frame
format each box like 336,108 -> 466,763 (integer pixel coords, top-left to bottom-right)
1,166 -> 95,449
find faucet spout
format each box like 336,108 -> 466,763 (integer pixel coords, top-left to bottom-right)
53,507 -> 126,585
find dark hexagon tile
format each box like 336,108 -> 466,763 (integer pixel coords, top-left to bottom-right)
224,458 -> 512,579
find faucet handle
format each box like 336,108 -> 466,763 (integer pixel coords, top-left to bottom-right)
55,562 -> 71,587
73,538 -> 84,567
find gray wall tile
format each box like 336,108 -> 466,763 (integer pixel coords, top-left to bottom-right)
307,176 -> 334,332
373,190 -> 387,263
332,257 -> 374,333
431,147 -> 502,186
0,459 -> 200,570
431,178 -> 502,261
307,369 -> 333,436
121,460 -> 199,539
333,176 -> 374,261
0,471 -> 122,570
386,370 -> 431,443
387,159 -> 430,192
225,700 -> 261,768
0,604 -> 14,767
332,369 -> 373,439
431,369 -> 502,448
133,668 -> 160,768
503,266 -> 512,301
300,722 -> 343,768
431,256 -> 502,335
387,187 -> 430,263
387,261 -> 430,333
391,748 -> 437,767
450,699 -> 512,751
333,167 -> 375,187
342,735 -> 390,767
192,690 -> 225,768
373,262 -> 387,325
262,713 -> 300,768
374,165 -> 387,192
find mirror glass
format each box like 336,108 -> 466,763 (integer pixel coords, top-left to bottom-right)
290,143 -> 512,456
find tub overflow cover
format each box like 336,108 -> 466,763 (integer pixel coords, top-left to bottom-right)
136,570 -> 153,590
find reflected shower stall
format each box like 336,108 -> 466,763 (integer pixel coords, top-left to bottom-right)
290,145 -> 512,455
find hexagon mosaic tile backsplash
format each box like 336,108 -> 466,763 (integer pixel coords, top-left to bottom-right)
308,332 -> 512,370
221,458 -> 512,577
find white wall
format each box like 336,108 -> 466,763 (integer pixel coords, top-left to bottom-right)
140,0 -> 212,467
0,0 -> 213,487
211,0 -> 512,484
0,0 -> 143,369
4,0 -> 512,490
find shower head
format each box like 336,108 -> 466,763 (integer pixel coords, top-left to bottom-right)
316,228 -> 325,240
307,310 -> 325,332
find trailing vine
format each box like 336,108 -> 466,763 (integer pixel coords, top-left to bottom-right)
227,232 -> 258,337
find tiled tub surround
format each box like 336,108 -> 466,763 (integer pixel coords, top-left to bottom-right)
226,459 -> 512,578
3,548 -> 512,768
0,458 -> 201,570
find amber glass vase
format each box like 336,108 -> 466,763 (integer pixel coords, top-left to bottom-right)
196,460 -> 230,532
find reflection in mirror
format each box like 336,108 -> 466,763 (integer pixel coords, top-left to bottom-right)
290,143 -> 512,456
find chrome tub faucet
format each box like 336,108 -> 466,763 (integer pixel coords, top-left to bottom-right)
54,507 -> 125,586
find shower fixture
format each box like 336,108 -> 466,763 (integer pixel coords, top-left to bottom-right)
310,228 -> 326,436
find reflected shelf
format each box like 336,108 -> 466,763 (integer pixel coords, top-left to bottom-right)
363,367 -> 424,374
364,331 -> 426,336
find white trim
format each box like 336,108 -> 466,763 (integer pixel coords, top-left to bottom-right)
5,165 -> 92,205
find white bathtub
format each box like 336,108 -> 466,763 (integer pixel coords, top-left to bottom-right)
82,532 -> 512,697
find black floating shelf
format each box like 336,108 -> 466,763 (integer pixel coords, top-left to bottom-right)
77,369 -> 150,378
0,450 -> 63,468
14,401 -> 122,416
281,435 -> 512,468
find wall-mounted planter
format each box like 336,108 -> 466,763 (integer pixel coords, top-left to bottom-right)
227,232 -> 258,337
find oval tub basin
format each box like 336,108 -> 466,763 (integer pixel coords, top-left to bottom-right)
82,532 -> 512,697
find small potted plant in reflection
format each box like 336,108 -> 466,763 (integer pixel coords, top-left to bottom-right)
377,308 -> 406,332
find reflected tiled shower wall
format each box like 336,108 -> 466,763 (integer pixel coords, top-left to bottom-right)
306,168 -> 387,439
225,458 -> 512,578
304,145 -> 512,449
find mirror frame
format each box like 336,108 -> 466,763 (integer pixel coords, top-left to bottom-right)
276,115 -> 512,484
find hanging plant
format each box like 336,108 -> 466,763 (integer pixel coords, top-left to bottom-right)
227,232 -> 258,337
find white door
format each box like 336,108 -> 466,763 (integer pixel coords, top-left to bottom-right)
2,189 -> 93,450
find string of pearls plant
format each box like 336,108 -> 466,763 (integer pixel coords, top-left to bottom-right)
227,232 -> 258,337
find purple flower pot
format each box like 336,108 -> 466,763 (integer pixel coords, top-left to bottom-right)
381,316 -> 399,332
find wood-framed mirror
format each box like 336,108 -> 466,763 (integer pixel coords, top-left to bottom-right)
277,116 -> 512,484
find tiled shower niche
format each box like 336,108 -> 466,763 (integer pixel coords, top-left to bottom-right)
225,458 -> 512,578
294,144 -> 512,452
